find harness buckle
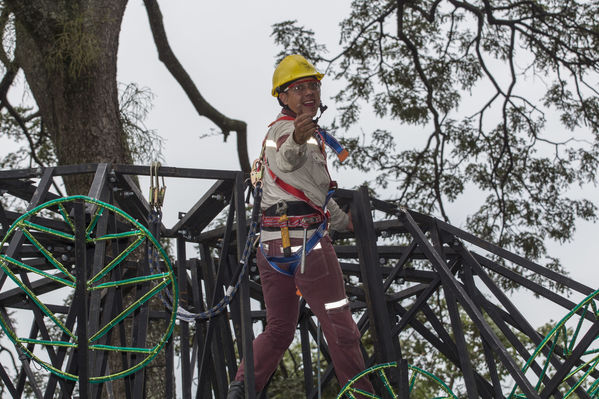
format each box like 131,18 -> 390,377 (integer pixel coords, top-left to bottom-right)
250,159 -> 263,188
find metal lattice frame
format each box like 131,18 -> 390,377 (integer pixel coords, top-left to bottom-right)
0,163 -> 596,399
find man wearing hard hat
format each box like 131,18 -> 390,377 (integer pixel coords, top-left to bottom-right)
227,55 -> 373,398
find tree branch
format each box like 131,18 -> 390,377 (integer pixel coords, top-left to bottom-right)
396,0 -> 449,221
0,97 -> 45,168
142,0 -> 250,173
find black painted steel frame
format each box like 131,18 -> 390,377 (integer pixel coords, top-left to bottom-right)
0,164 -> 596,398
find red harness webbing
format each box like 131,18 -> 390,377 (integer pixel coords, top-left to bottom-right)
267,115 -> 294,127
261,213 -> 323,229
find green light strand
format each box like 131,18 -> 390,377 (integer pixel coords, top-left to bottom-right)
408,370 -> 417,391
88,235 -> 145,284
563,356 -> 599,398
88,344 -> 155,354
0,255 -> 75,288
86,207 -> 104,236
536,332 -> 561,391
408,365 -> 457,398
91,273 -> 170,290
58,203 -> 75,233
346,387 -> 378,399
89,279 -> 169,342
337,362 -> 457,399
90,230 -> 142,242
19,227 -> 75,282
20,220 -> 74,241
377,369 -> 396,397
509,289 -> 599,398
568,302 -> 589,354
18,337 -> 75,348
587,377 -> 599,396
564,354 -> 599,381
12,344 -> 78,382
0,264 -> 75,340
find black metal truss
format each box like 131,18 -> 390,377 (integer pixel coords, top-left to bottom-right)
0,164 -> 595,398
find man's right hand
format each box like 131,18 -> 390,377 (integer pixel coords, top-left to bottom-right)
293,110 -> 317,145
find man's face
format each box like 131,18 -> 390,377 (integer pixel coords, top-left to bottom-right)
279,78 -> 321,116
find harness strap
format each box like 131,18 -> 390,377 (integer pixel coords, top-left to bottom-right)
260,221 -> 328,276
318,128 -> 349,162
265,167 -> 329,218
268,115 -> 294,127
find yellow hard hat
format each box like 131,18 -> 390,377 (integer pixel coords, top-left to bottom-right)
271,54 -> 324,97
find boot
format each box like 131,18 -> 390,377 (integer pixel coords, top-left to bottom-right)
226,380 -> 244,399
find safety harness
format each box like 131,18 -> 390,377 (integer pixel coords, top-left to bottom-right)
253,112 -> 348,276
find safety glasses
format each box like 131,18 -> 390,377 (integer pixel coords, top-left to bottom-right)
285,79 -> 321,94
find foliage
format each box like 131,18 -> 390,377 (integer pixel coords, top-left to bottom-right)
119,82 -> 164,164
267,338 -> 340,398
0,3 -> 162,169
399,297 -> 529,397
0,105 -> 53,169
271,0 -> 599,292
0,81 -> 162,170
47,4 -> 100,79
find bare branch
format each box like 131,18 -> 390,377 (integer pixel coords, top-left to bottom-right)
396,0 -> 449,221
142,0 -> 250,173
0,97 -> 44,167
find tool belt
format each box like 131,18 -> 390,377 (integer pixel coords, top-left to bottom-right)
261,201 -> 324,231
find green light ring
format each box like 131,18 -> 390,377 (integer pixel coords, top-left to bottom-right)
337,361 -> 458,399
0,195 -> 179,383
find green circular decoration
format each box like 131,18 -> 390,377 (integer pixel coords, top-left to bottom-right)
0,195 -> 178,383
508,288 -> 599,398
337,361 -> 458,399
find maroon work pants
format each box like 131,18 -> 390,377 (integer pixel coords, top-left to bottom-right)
234,235 -> 373,394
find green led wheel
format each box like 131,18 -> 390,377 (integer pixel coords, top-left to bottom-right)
337,361 -> 458,399
508,289 -> 599,398
0,195 -> 178,383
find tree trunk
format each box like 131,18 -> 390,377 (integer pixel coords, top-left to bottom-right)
7,0 -> 131,194
4,2 -> 168,398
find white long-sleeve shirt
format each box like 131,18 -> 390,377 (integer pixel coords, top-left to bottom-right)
260,114 -> 349,241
